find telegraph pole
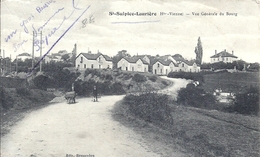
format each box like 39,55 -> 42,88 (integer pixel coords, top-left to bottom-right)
32,31 -> 43,72
40,31 -> 42,72
32,31 -> 35,69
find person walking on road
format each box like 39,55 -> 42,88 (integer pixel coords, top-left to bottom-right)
93,85 -> 98,102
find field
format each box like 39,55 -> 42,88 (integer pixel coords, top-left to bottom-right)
202,72 -> 259,93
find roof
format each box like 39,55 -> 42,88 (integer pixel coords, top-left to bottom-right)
210,50 -> 238,58
121,56 -> 149,65
78,53 -> 112,61
181,60 -> 196,66
18,52 -> 31,56
152,59 -> 177,66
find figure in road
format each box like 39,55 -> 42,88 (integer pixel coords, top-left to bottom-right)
93,85 -> 98,102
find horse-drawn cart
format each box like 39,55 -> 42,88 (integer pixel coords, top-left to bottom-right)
65,91 -> 76,104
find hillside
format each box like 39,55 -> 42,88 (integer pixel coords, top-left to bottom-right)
113,94 -> 260,157
74,69 -> 171,96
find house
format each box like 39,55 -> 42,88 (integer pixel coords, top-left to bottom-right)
210,49 -> 238,63
152,59 -> 178,75
117,56 -> 149,72
75,52 -> 113,70
178,60 -> 200,72
17,52 -> 31,61
133,55 -> 151,64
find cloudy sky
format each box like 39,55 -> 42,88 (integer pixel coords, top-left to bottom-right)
1,0 -> 259,63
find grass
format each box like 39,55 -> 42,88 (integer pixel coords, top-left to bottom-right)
112,94 -> 260,157
202,71 -> 259,93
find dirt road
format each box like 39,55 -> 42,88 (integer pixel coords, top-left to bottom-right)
1,78 -> 189,157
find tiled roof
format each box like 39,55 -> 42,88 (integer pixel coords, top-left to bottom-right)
121,56 -> 149,65
152,59 -> 177,66
79,53 -> 112,61
210,51 -> 238,58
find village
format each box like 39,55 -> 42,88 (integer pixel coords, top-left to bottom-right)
1,42 -> 243,77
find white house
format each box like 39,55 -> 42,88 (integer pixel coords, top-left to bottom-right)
75,52 -> 113,70
210,50 -> 238,63
178,60 -> 200,72
17,52 -> 32,61
117,56 -> 149,72
152,59 -> 178,75
133,55 -> 151,64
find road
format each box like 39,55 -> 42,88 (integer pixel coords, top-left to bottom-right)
1,78 -> 189,157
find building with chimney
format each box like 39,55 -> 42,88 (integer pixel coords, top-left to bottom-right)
210,49 -> 238,63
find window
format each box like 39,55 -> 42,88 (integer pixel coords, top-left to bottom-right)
160,69 -> 162,73
126,67 -> 128,71
99,65 -> 101,69
91,64 -> 94,69
144,68 -> 146,72
158,63 -> 160,68
107,65 -> 110,69
166,69 -> 168,74
84,64 -> 86,68
132,67 -> 134,71
80,57 -> 83,63
182,63 -> 184,67
226,58 -> 228,61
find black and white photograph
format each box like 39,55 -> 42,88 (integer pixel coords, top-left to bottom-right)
1,0 -> 259,156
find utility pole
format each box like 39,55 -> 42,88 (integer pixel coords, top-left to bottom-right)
32,31 -> 43,72
40,31 -> 42,72
32,31 -> 35,69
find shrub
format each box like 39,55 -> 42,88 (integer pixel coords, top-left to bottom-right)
168,72 -> 204,83
232,87 -> 259,115
177,83 -> 216,109
0,87 -> 14,109
123,93 -> 173,127
16,87 -> 31,96
148,75 -> 157,82
132,73 -> 147,82
74,80 -> 125,96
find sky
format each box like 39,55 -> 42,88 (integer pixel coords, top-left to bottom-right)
1,0 -> 260,63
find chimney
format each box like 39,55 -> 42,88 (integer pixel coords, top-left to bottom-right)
215,50 -> 217,55
224,49 -> 226,52
232,50 -> 234,55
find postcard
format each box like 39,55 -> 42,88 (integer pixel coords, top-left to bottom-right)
1,0 -> 259,156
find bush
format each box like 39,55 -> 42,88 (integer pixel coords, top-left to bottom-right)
148,75 -> 157,82
132,73 -> 147,82
16,87 -> 31,96
168,72 -> 204,83
74,80 -> 125,96
0,87 -> 14,109
232,87 -> 259,115
177,83 -> 216,109
123,93 -> 173,127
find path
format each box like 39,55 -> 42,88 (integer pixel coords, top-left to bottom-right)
1,78 -> 190,157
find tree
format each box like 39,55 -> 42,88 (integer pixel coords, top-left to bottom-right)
112,50 -> 131,68
61,54 -> 70,62
195,37 -> 203,65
